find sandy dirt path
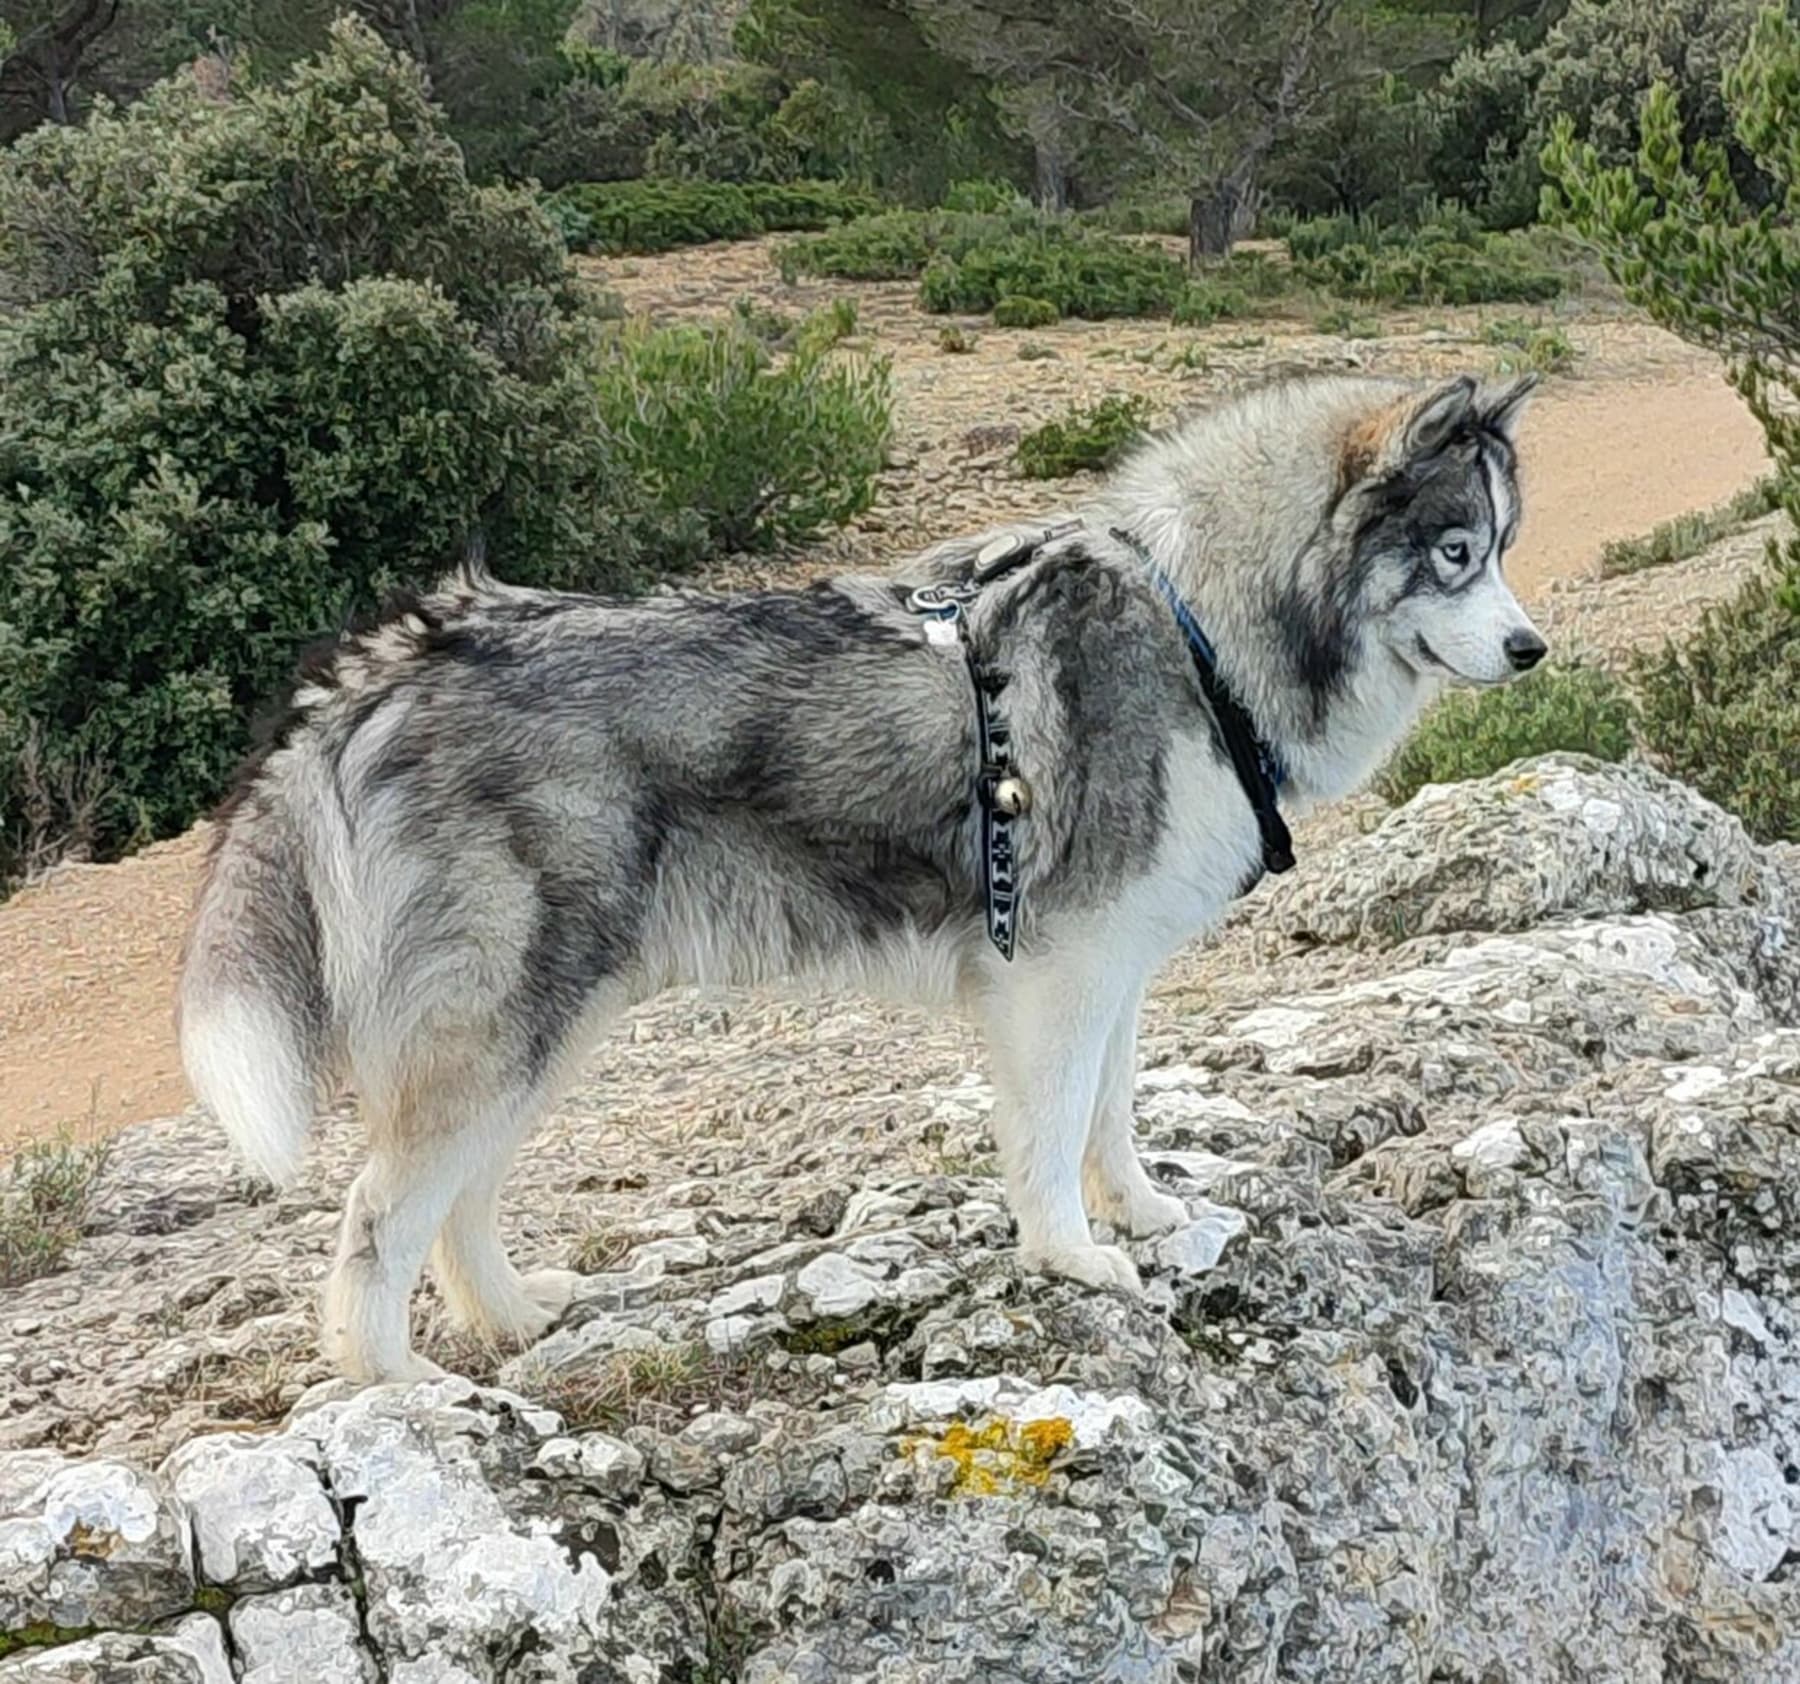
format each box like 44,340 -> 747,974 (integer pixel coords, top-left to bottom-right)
0,329 -> 1771,1159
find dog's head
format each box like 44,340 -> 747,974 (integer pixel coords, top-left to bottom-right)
1337,373 -> 1545,687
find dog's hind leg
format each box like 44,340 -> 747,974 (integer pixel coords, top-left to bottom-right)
322,1122 -> 469,1385
1080,989 -> 1189,1239
429,1098 -> 583,1347
974,960 -> 1144,1295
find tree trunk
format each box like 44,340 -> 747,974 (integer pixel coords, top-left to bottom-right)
1188,166 -> 1261,264
1034,143 -> 1071,213
1036,142 -> 1072,210
46,62 -> 70,125
1188,185 -> 1236,263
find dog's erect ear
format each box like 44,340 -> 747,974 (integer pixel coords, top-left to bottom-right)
1477,371 -> 1539,439
1338,375 -> 1479,492
1402,375 -> 1479,458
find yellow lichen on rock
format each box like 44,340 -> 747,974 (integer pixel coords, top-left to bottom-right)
907,1414 -> 1075,1497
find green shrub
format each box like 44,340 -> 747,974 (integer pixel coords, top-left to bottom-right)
1283,204 -> 1488,262
0,21 -> 640,875
594,312 -> 892,555
1632,569 -> 1800,841
545,178 -> 878,256
1299,228 -> 1566,305
943,177 -> 1028,212
1545,7 -> 1800,840
1600,480 -> 1779,577
1315,304 -> 1384,338
1015,395 -> 1153,479
546,179 -> 762,253
992,294 -> 1060,328
919,230 -> 1186,319
744,180 -> 883,230
1488,324 -> 1578,375
1088,192 -> 1191,236
785,207 -> 1185,319
780,209 -> 939,280
1172,281 -> 1254,327
938,324 -> 977,353
1283,211 -> 1567,305
1376,665 -> 1636,805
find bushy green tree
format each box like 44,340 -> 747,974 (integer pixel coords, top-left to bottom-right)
737,0 -> 1027,204
0,19 -> 634,874
1435,0 -> 1763,224
1545,4 -> 1800,840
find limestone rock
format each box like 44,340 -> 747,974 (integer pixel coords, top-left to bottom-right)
5,760 -> 1800,1682
1262,754 -> 1783,947
230,1583 -> 375,1683
0,1454 -> 192,1632
0,1615 -> 229,1681
161,1433 -> 339,1592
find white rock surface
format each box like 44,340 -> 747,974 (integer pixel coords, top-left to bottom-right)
161,1433 -> 339,1591
0,1614 -> 229,1681
0,1456 -> 191,1630
231,1583 -> 375,1683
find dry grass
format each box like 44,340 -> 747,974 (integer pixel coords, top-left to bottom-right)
0,1126 -> 111,1288
532,1341 -> 768,1435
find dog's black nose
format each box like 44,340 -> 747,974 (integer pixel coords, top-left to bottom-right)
1506,629 -> 1548,671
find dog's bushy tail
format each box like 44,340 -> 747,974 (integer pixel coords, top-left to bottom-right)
178,804 -> 333,1185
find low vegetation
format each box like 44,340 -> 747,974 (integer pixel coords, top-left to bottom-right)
595,312 -> 892,558
1171,281 -> 1255,327
533,1341 -> 759,1434
1481,317 -> 1579,376
1599,480 -> 1779,577
1,1133 -> 111,1289
1015,395 -> 1153,480
992,295 -> 1061,329
1376,664 -> 1637,806
1280,209 -> 1568,305
781,208 -> 1189,320
1632,570 -> 1800,844
547,178 -> 879,255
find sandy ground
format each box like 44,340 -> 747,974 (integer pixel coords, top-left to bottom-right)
0,246 -> 1774,1160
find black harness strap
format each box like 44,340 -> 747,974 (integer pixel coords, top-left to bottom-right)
1110,527 -> 1295,880
906,519 -> 1294,959
907,523 -> 1078,959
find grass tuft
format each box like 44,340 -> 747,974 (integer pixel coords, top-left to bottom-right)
0,1130 -> 111,1289
1599,479 -> 1780,577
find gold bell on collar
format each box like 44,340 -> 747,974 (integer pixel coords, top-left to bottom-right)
991,775 -> 1032,817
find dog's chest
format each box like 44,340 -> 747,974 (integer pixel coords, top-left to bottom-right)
1122,734 -> 1266,956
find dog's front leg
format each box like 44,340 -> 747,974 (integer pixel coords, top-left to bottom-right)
974,961 -> 1144,1295
1081,989 -> 1190,1239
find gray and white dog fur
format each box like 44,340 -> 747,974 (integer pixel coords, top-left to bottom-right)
179,369 -> 1546,1383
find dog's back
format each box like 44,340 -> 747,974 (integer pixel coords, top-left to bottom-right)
179,566 -> 984,1186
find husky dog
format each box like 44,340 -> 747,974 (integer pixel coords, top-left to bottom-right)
180,370 -> 1545,1383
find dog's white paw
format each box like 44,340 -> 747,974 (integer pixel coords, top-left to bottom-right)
487,1269 -> 583,1344
1026,1242 -> 1144,1296
1083,1166 -> 1190,1239
371,1352 -> 450,1386
521,1268 -> 583,1318
1112,1187 -> 1190,1239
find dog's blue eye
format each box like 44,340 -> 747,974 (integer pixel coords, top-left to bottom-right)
1439,540 -> 1470,568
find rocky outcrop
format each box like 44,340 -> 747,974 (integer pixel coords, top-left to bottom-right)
3,757 -> 1799,1680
